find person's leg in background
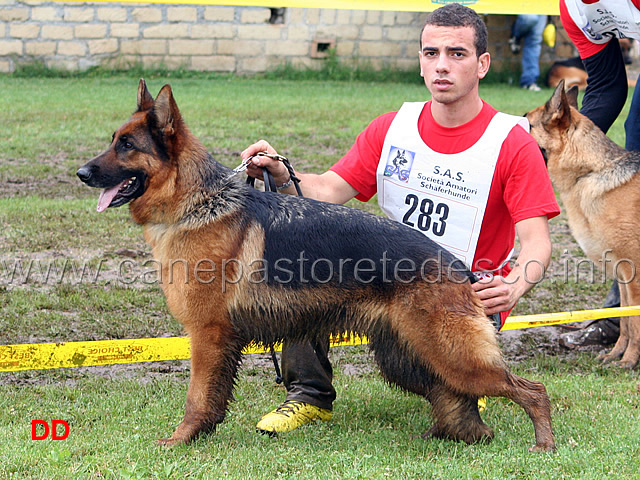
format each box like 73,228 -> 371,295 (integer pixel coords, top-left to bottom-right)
511,15 -> 547,90
560,282 -> 620,348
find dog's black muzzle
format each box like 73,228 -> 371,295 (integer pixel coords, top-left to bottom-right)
76,158 -> 136,190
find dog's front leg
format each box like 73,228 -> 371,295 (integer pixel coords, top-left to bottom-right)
616,317 -> 640,369
615,280 -> 640,369
599,279 -> 632,366
158,325 -> 242,446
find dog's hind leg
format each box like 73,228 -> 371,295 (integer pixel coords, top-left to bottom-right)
479,371 -> 554,452
158,324 -> 243,446
397,291 -> 555,451
424,383 -> 493,444
433,351 -> 555,452
370,325 -> 494,445
599,318 -> 629,364
445,349 -> 554,451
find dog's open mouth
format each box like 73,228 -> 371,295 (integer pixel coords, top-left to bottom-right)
97,175 -> 145,212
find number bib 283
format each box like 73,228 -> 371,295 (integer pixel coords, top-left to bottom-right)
377,102 -> 527,268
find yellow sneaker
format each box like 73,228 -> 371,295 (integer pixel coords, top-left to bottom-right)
478,396 -> 487,412
256,400 -> 332,435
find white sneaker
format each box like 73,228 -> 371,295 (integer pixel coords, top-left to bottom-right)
523,84 -> 541,92
508,37 -> 521,54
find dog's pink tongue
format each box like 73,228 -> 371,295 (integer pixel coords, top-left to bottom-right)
97,184 -> 122,213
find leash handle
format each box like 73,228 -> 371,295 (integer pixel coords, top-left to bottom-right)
241,152 -> 302,196
279,156 -> 303,197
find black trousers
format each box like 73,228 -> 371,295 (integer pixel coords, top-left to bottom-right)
281,339 -> 336,410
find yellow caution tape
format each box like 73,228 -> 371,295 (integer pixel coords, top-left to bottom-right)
53,0 -> 560,15
2,306 -> 638,373
501,305 -> 640,331
0,333 -> 367,373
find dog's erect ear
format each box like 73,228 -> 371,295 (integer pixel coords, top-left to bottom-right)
546,79 -> 572,129
153,84 -> 181,138
137,79 -> 155,112
547,79 -> 565,112
565,85 -> 579,109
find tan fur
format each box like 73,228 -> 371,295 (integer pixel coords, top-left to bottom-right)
526,80 -> 640,369
547,65 -> 588,90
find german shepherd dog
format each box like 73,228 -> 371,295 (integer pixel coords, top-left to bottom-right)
546,57 -> 588,90
526,80 -> 640,370
77,80 -> 554,451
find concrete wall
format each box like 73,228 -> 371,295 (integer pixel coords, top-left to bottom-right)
0,2 -> 571,75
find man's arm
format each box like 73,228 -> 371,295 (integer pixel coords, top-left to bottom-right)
241,139 -> 358,204
580,39 -> 628,134
559,0 -> 628,134
472,216 -> 552,315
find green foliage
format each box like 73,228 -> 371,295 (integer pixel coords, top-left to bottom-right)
8,52 -> 535,86
264,49 -> 424,84
10,60 -> 238,82
9,52 -> 424,84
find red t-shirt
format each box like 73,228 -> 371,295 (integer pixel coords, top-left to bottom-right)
329,100 -> 560,276
560,0 -> 640,58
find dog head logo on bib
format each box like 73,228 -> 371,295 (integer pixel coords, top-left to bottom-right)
383,147 -> 415,183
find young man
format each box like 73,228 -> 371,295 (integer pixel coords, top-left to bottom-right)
242,3 -> 560,435
557,0 -> 640,348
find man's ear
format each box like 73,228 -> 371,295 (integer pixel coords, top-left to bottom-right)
477,52 -> 491,79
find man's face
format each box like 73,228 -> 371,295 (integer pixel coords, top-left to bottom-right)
419,25 -> 490,105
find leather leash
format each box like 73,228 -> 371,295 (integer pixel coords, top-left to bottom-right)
240,152 -> 302,384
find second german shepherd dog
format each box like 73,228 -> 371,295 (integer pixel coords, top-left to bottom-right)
77,80 -> 554,451
526,80 -> 640,370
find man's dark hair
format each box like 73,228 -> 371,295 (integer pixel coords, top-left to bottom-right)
421,3 -> 488,57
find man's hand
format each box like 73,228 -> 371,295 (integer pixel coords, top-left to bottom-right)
473,215 -> 552,316
241,139 -> 291,187
240,140 -> 359,203
472,276 -> 517,316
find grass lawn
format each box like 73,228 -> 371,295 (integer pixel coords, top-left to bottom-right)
0,74 -> 638,479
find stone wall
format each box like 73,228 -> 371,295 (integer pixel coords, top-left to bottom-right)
0,1 -> 571,75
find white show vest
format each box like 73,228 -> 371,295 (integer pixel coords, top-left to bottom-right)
565,0 -> 640,43
376,102 -> 528,270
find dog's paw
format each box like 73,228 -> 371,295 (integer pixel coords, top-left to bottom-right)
613,359 -> 638,369
528,442 -> 556,453
420,423 -> 494,445
597,353 -> 618,364
157,437 -> 187,447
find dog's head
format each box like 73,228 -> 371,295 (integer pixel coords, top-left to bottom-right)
525,80 -> 580,166
77,79 -> 187,214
